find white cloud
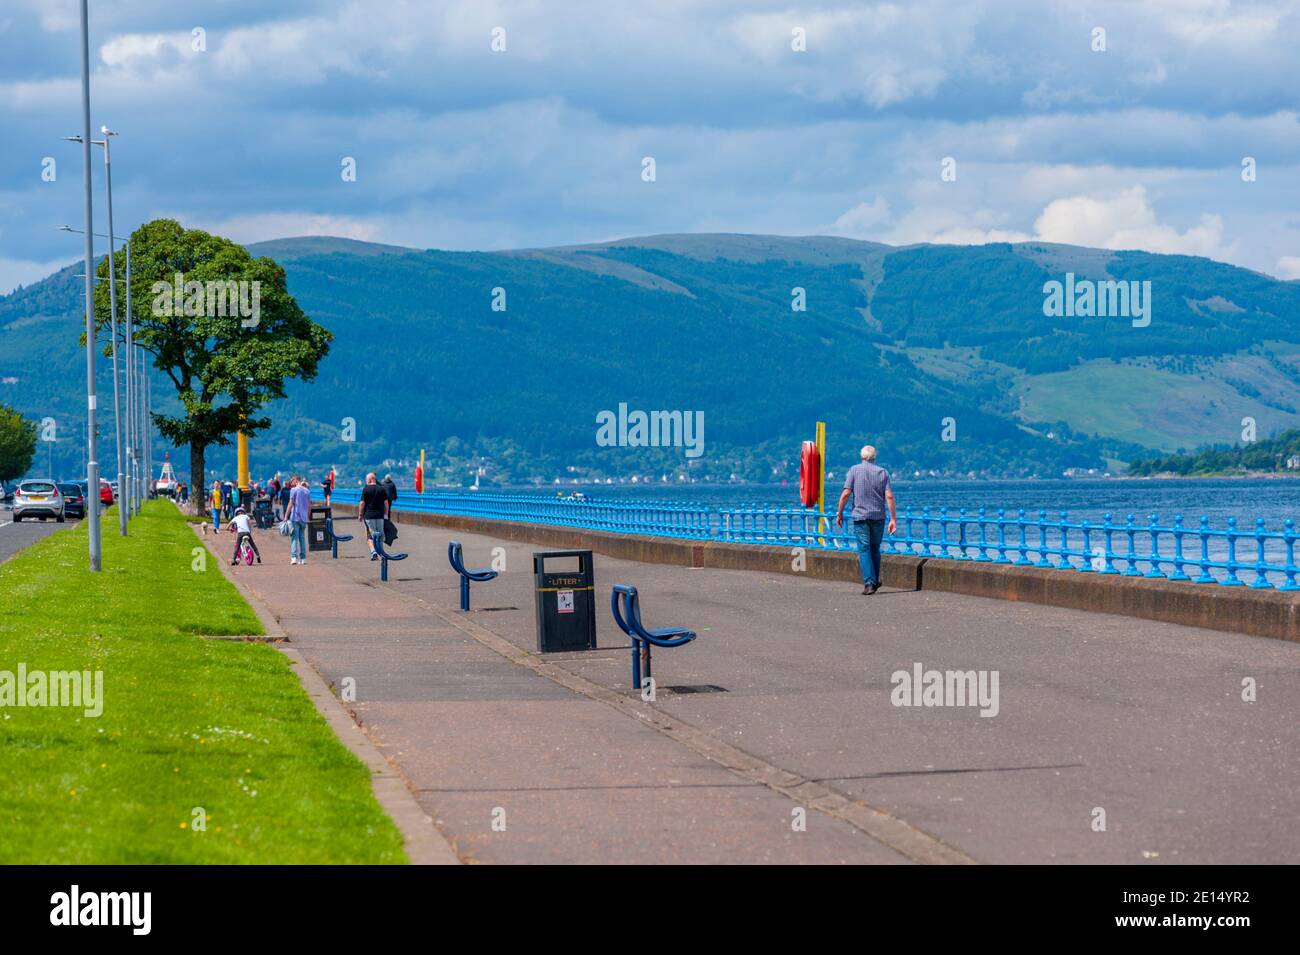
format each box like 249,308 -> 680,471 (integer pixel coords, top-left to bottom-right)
874,184 -> 1237,261
188,212 -> 382,246
99,32 -> 191,67
1276,256 -> 1300,280
829,196 -> 891,237
1032,186 -> 1234,259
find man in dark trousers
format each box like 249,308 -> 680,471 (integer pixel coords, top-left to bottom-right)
360,472 -> 390,560
834,444 -> 898,595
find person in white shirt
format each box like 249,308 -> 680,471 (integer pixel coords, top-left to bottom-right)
227,507 -> 263,565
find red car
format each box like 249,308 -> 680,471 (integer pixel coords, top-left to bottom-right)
99,479 -> 114,506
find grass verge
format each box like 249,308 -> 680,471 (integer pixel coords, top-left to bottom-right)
0,501 -> 406,863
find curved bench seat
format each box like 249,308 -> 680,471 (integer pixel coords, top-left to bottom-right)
449,541 -> 499,610
610,584 -> 696,691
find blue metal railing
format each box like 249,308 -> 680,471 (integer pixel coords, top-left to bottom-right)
329,490 -> 1300,591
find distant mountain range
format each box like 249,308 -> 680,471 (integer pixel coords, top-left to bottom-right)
2,232 -> 1299,486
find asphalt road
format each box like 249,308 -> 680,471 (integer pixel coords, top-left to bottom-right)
230,518 -> 1300,864
0,506 -> 77,564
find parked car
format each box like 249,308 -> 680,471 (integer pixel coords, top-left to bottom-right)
99,479 -> 114,506
12,480 -> 65,522
57,482 -> 86,519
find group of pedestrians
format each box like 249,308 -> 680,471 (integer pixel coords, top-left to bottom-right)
194,449 -> 898,593
207,473 -> 313,566
201,466 -> 355,569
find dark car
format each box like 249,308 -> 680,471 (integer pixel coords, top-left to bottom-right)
57,483 -> 86,519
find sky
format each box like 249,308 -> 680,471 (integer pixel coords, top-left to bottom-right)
1,0 -> 1298,294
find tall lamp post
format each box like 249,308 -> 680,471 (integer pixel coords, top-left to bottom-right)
93,127 -> 126,536
61,221 -> 136,522
120,238 -> 134,517
69,0 -> 100,570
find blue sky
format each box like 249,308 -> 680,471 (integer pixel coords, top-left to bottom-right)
2,0 -> 1298,293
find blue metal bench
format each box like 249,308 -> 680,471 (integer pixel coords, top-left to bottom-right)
371,532 -> 407,581
610,584 -> 696,694
448,540 -> 498,610
326,516 -> 353,559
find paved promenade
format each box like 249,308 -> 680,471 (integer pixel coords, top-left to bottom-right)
228,515 -> 1300,864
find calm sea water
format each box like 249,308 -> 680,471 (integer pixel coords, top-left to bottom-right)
498,477 -> 1300,528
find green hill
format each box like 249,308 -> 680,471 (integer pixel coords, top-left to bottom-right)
2,232 -> 1297,485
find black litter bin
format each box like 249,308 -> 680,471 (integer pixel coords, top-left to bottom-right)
308,505 -> 333,552
533,550 -> 597,652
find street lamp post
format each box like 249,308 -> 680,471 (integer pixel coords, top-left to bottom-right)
143,355 -> 152,501
60,221 -> 135,521
124,239 -> 135,517
72,0 -> 100,570
94,127 -> 126,536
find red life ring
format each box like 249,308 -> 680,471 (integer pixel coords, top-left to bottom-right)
798,441 -> 820,507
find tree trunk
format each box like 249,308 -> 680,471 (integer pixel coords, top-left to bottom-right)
190,443 -> 207,515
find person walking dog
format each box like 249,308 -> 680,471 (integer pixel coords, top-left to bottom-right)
834,444 -> 898,595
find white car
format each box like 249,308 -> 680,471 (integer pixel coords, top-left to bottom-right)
12,480 -> 65,522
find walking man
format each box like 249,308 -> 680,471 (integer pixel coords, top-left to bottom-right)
360,472 -> 390,561
834,444 -> 897,595
288,475 -> 312,565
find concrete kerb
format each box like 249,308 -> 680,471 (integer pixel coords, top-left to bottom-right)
188,522 -> 461,866
336,504 -> 1299,642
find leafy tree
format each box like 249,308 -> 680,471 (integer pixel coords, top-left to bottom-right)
93,219 -> 331,512
0,403 -> 37,484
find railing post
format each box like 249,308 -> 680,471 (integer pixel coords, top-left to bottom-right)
995,508 -> 1008,563
1250,517 -> 1273,589
1122,513 -> 1141,576
1101,513 -> 1119,574
1056,511 -> 1072,569
1281,519 -> 1299,592
976,507 -> 991,562
957,508 -> 970,560
1014,508 -> 1030,565
1223,517 -> 1244,586
1169,514 -> 1190,582
1144,513 -> 1165,578
1078,519 -> 1093,573
938,507 -> 950,559
1036,509 -> 1051,568
1195,516 -> 1215,584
